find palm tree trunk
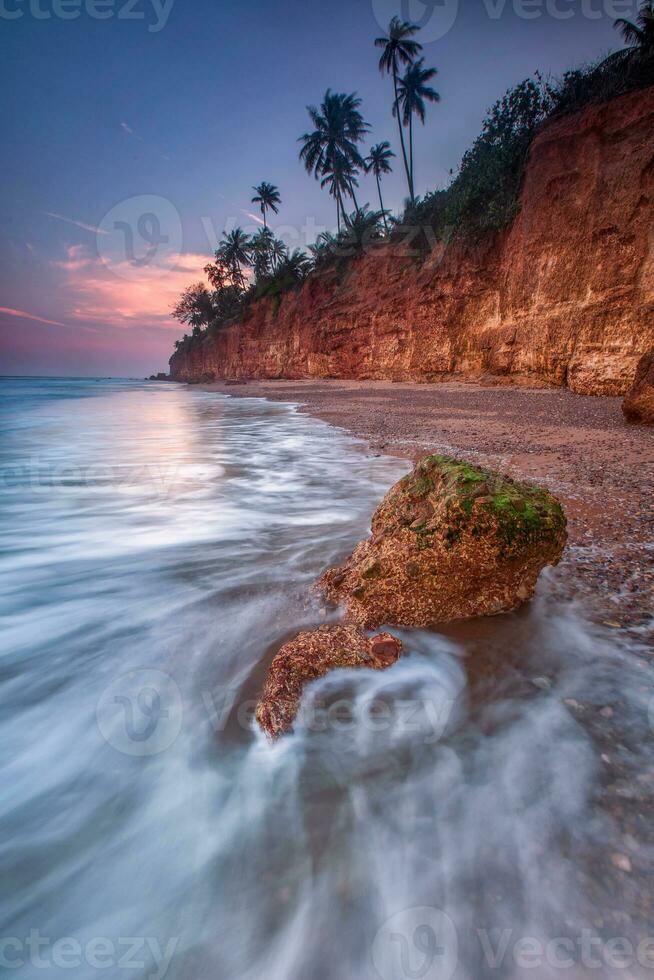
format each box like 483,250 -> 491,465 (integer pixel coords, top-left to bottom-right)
376,174 -> 388,232
262,207 -> 267,230
348,180 -> 360,213
393,59 -> 413,204
408,111 -> 415,201
340,197 -> 348,227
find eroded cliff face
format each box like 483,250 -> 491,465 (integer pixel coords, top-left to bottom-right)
170,87 -> 654,395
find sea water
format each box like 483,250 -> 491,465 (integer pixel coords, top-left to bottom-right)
1,378 -> 652,979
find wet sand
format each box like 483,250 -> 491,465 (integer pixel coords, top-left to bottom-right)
199,378 -> 654,641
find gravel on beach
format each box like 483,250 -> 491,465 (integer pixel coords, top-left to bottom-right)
200,378 -> 654,642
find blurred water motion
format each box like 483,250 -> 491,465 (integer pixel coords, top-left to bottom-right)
0,378 -> 652,980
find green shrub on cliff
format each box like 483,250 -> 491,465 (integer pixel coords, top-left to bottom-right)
401,46 -> 654,243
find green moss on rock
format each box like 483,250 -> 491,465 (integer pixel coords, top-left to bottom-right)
320,453 -> 568,629
388,454 -> 566,555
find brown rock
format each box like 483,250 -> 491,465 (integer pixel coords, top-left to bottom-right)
623,351 -> 654,424
319,454 -> 567,629
255,625 -> 402,738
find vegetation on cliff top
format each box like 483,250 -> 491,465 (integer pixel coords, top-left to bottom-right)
171,1 -> 654,358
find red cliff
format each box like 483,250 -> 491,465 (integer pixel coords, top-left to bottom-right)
170,86 -> 654,395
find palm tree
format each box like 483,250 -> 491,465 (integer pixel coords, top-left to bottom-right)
251,182 -> 281,229
364,142 -> 395,231
276,249 -> 312,284
218,228 -> 251,290
342,207 -> 385,253
321,154 -> 361,230
615,0 -> 654,52
309,230 -> 339,266
375,16 -> 422,202
299,89 -> 369,227
250,227 -> 274,279
269,236 -> 288,271
395,59 -> 440,199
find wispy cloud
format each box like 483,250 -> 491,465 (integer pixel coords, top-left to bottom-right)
215,192 -> 266,228
243,210 -> 265,226
0,306 -> 67,327
119,121 -> 170,161
43,211 -> 109,235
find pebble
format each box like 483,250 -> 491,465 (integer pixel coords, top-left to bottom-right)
610,853 -> 632,873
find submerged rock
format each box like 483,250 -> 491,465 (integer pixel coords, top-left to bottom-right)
255,625 -> 402,738
623,352 -> 654,424
319,454 -> 567,629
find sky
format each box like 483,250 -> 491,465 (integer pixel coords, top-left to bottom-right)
0,0 -> 637,376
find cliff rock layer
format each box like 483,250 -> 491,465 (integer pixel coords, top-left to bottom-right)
623,350 -> 654,422
170,87 -> 654,395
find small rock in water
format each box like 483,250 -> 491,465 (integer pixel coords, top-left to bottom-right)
531,676 -> 552,692
255,625 -> 402,738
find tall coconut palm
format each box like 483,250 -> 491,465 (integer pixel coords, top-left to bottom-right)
395,59 -> 440,199
375,16 -> 422,202
251,182 -> 281,229
299,90 -> 369,227
364,142 -> 395,231
615,0 -> 654,52
218,228 -> 251,290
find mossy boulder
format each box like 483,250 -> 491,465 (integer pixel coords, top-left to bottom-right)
623,351 -> 654,424
255,625 -> 402,738
319,454 -> 567,629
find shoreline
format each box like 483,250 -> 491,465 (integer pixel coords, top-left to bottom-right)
195,378 -> 654,642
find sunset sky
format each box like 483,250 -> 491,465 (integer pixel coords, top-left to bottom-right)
0,0 -> 631,377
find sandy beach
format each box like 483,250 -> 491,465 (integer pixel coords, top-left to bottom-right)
199,378 -> 654,641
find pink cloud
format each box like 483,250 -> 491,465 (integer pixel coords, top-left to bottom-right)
52,246 -> 210,329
